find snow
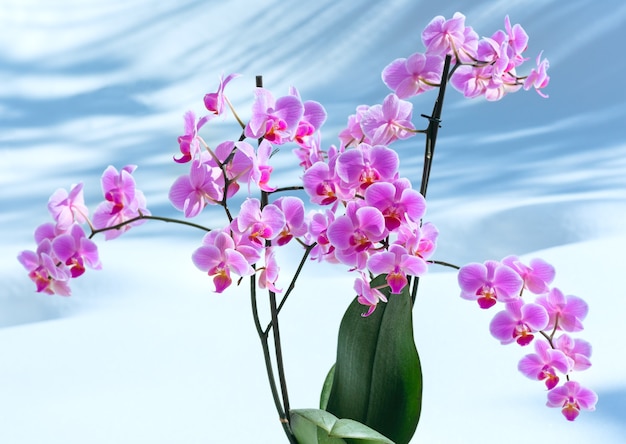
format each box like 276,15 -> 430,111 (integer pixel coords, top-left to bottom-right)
1,0 -> 625,442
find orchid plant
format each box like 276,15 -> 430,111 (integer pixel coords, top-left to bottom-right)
18,12 -> 596,443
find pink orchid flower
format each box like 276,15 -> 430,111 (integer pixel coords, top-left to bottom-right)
367,244 -> 427,294
501,255 -> 555,294
554,334 -> 592,372
518,339 -> 573,390
18,239 -> 71,296
422,12 -> 478,62
536,288 -> 588,332
174,111 -> 211,163
47,183 -> 89,231
233,198 -> 285,246
489,300 -> 549,346
306,210 -> 338,263
354,271 -> 388,317
192,230 -> 255,293
458,260 -> 523,309
364,179 -> 426,231
258,247 -> 281,293
302,158 -> 347,205
169,154 -> 224,218
382,52 -> 444,99
360,94 -> 416,145
204,73 -> 240,115
244,88 -> 304,144
327,201 -> 386,269
546,381 -> 597,421
52,224 -> 101,278
335,143 -> 399,192
502,16 -> 529,68
290,87 -> 327,148
338,105 -> 369,148
234,140 -> 277,192
524,51 -> 550,98
395,218 -> 438,261
273,196 -> 307,246
92,165 -> 150,240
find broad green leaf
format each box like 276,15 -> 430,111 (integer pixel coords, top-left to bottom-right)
325,274 -> 422,444
290,409 -> 394,444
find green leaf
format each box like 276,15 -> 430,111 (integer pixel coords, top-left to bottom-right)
320,364 -> 335,410
325,274 -> 422,444
290,409 -> 394,444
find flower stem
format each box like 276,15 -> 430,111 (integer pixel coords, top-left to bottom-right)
88,213 -> 211,239
250,274 -> 297,443
411,54 -> 452,305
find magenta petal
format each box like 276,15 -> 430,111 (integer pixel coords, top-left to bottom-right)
51,234 -> 76,262
367,251 -> 394,275
327,216 -> 355,250
458,263 -> 487,293
522,303 -> 549,331
191,246 -> 221,272
224,250 -> 254,277
518,353 -> 543,379
489,310 -> 516,344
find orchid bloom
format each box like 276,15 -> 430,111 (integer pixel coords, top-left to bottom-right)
338,105 -> 369,148
244,88 -> 304,144
354,271 -> 387,317
422,12 -> 478,62
335,143 -> 399,192
175,111 -> 211,163
536,287 -> 588,332
192,231 -> 255,293
233,198 -> 285,247
47,183 -> 89,231
546,381 -> 598,421
17,238 -> 71,296
306,210 -> 338,263
92,165 -> 150,239
258,247 -> 281,293
273,196 -> 307,246
326,201 -> 386,269
382,52 -> 443,98
458,260 -> 523,309
501,255 -> 555,294
204,73 -> 240,115
169,154 -> 224,218
364,179 -> 426,231
524,51 -> 550,98
489,300 -> 549,346
51,224 -> 101,278
360,94 -> 416,145
518,339 -> 572,389
554,334 -> 592,372
367,244 -> 427,294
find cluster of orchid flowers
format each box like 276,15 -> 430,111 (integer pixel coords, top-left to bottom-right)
459,257 -> 597,420
17,166 -> 149,296
19,11 -> 592,423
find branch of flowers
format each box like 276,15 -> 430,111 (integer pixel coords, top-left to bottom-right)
88,213 -> 211,240
249,274 -> 298,443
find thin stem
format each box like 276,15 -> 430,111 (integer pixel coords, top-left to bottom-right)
412,55 -> 452,306
428,260 -> 460,270
420,54 -> 452,199
250,275 -> 297,443
267,242 -> 316,333
88,213 -> 211,239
